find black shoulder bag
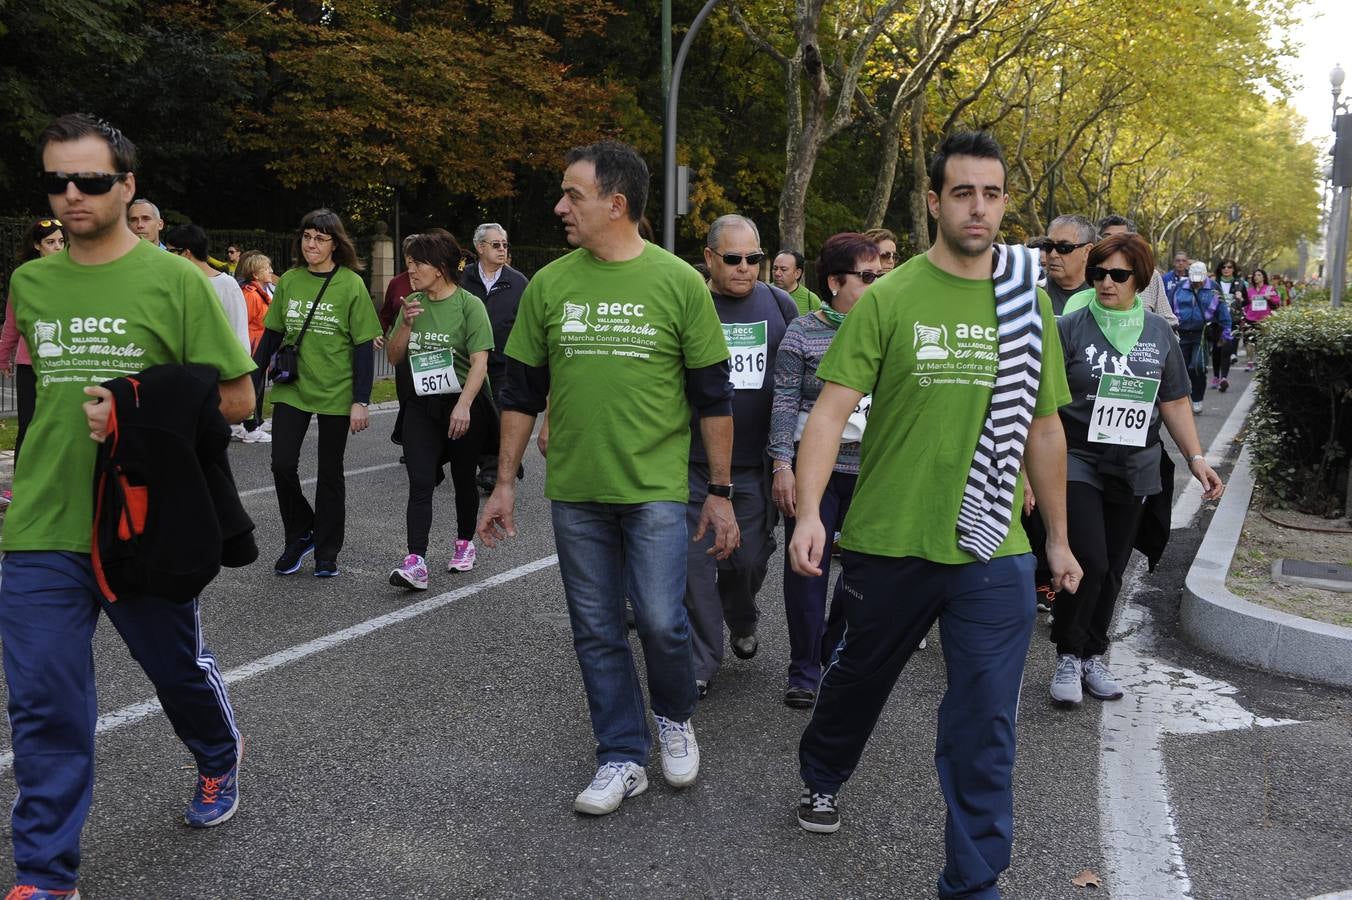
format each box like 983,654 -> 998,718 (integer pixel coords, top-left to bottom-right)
269,267 -> 338,384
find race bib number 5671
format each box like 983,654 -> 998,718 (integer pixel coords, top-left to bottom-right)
410,348 -> 461,396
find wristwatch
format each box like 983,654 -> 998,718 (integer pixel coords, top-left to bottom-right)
706,482 -> 734,499
356,401 -> 370,408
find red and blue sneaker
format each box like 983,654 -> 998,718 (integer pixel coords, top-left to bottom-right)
184,765 -> 239,828
6,887 -> 80,899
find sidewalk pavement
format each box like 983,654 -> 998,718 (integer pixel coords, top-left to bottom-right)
1182,444 -> 1352,688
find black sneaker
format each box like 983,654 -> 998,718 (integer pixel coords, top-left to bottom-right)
730,633 -> 758,660
784,688 -> 816,709
274,532 -> 314,575
314,560 -> 339,578
797,788 -> 841,833
696,680 -> 710,700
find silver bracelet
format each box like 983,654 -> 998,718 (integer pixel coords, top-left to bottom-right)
771,464 -> 792,474
1187,454 -> 1205,464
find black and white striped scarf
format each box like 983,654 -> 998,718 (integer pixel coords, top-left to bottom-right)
955,243 -> 1043,562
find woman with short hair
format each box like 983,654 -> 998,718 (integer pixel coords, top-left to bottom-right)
770,232 -> 883,708
254,209 -> 383,577
1049,234 -> 1223,706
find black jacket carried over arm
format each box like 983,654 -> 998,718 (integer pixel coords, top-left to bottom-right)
91,364 -> 257,602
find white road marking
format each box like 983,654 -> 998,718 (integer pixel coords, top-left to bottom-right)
237,462 -> 402,498
1100,381 -> 1296,899
1171,381 -> 1255,529
0,554 -> 560,774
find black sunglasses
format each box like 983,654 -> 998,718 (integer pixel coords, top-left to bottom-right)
1087,266 -> 1133,284
719,252 -> 766,266
843,270 -> 884,284
482,240 -> 510,250
1028,238 -> 1091,255
41,171 -> 129,196
165,246 -> 187,255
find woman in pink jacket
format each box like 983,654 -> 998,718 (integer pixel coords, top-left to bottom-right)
1,219 -> 66,491
1242,267 -> 1280,372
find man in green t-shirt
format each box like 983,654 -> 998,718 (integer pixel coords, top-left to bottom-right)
786,131 -> 1082,898
478,140 -> 738,818
771,250 -> 821,316
0,115 -> 257,898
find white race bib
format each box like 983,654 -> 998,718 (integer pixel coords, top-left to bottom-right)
723,321 -> 768,390
842,394 -> 871,442
1089,374 -> 1159,447
410,348 -> 462,396
1251,297 -> 1268,312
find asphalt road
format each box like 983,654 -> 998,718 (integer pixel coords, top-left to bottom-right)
0,356 -> 1348,899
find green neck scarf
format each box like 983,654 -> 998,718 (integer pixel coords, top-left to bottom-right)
820,303 -> 847,328
1089,294 -> 1144,357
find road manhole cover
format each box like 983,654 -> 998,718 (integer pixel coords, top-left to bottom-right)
1272,559 -> 1352,593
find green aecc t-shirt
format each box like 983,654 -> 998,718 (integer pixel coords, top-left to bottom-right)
3,241 -> 256,553
390,287 -> 495,389
505,243 -> 729,504
816,253 -> 1071,564
264,266 -> 383,415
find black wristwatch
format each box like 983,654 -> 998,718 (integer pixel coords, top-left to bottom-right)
706,482 -> 734,499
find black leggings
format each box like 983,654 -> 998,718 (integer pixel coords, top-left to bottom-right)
1050,479 -> 1145,657
13,364 -> 34,464
401,396 -> 487,556
1211,340 -> 1232,379
270,402 -> 351,562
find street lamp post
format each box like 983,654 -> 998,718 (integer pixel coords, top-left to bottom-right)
1329,64 -> 1350,307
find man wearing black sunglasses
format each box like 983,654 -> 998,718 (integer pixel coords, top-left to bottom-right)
685,215 -> 798,699
1032,214 -> 1095,315
1,114 -> 258,899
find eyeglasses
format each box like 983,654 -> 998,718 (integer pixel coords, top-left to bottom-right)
1028,238 -> 1091,255
37,219 -> 62,228
301,232 -> 334,245
481,240 -> 510,250
1087,266 -> 1133,284
165,246 -> 187,255
40,171 -> 129,196
719,252 -> 766,266
843,270 -> 884,284
878,250 -> 897,261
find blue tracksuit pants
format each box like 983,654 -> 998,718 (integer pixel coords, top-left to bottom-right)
799,551 -> 1036,900
0,551 -> 240,890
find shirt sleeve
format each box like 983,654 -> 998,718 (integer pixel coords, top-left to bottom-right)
0,295 -> 19,367
681,277 -> 731,369
1034,291 -> 1071,416
346,275 -> 383,345
464,294 -> 496,354
182,267 -> 255,381
768,323 -> 807,462
504,279 -> 547,367
816,291 -> 883,395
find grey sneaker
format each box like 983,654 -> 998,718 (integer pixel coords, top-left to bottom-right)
1050,654 -> 1083,705
1081,656 -> 1125,700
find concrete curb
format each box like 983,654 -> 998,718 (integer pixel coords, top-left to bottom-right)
1181,445 -> 1352,688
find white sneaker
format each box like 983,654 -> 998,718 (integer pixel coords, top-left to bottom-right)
241,428 -> 272,443
1050,653 -> 1083,705
259,419 -> 272,432
573,761 -> 648,815
230,424 -> 248,442
654,714 -> 700,787
1191,400 -> 1203,414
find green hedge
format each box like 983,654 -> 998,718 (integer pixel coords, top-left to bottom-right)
1248,305 -> 1352,514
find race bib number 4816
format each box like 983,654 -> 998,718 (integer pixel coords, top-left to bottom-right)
723,321 -> 768,390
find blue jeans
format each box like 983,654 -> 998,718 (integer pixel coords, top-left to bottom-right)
0,551 -> 239,890
551,501 -> 696,765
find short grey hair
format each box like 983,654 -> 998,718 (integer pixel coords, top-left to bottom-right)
473,222 -> 506,245
1048,214 -> 1094,243
706,214 -> 760,251
128,198 -> 161,219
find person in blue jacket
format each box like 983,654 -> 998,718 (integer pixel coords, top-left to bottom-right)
1172,261 -> 1231,414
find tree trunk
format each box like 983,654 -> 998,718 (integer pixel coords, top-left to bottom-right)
864,116 -> 903,230
908,92 -> 930,251
779,129 -> 820,252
